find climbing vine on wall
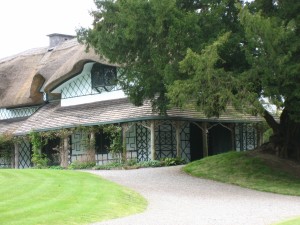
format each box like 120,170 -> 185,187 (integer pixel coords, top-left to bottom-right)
102,124 -> 124,161
0,132 -> 14,163
29,131 -> 49,168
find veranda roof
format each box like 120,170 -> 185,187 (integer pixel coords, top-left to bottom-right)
13,98 -> 262,135
0,117 -> 29,134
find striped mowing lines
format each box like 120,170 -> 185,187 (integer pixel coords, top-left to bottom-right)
0,170 -> 147,225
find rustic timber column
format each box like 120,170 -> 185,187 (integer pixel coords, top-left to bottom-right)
61,136 -> 69,168
89,131 -> 96,162
122,126 -> 127,162
202,122 -> 208,157
176,121 -> 181,158
14,142 -> 19,169
258,128 -> 263,146
150,121 -> 156,160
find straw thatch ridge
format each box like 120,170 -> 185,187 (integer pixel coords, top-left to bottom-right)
0,38 -> 111,108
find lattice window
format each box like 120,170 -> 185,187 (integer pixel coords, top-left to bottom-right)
71,131 -> 88,155
62,73 -> 94,99
155,121 -> 176,159
235,123 -> 257,151
91,63 -> 117,92
125,125 -> 138,160
180,122 -> 191,162
61,67 -> 122,99
0,106 -> 39,120
19,140 -> 31,168
0,157 -> 11,168
136,124 -> 150,162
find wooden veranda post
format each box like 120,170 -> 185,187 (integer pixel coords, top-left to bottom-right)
176,121 -> 181,158
61,136 -> 69,168
89,131 -> 96,163
202,122 -> 208,157
150,121 -> 156,160
14,142 -> 19,169
122,127 -> 127,162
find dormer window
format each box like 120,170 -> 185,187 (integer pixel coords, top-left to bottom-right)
91,63 -> 117,92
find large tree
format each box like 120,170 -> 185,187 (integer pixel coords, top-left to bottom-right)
78,0 -> 300,160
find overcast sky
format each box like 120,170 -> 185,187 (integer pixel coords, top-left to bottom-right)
0,0 -> 95,59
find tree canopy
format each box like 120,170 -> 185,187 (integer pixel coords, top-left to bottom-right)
78,0 -> 300,160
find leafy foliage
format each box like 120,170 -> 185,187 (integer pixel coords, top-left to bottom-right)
29,131 -> 49,168
78,0 -> 300,160
93,157 -> 186,170
68,161 -> 96,170
0,133 -> 14,166
77,0 -> 243,113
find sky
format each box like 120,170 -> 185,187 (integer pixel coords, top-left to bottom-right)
0,0 -> 96,59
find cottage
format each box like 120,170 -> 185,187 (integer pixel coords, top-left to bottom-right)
0,34 -> 262,168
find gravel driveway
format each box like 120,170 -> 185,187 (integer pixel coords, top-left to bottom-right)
87,166 -> 300,225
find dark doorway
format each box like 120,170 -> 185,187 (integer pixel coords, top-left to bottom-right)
190,123 -> 203,161
208,124 -> 232,155
95,131 -> 111,154
42,137 -> 61,166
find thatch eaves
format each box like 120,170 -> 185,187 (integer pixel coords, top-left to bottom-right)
42,40 -> 112,92
0,38 -> 110,108
0,49 -> 46,108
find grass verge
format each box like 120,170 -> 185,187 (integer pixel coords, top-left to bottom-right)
0,169 -> 147,225
183,151 -> 300,196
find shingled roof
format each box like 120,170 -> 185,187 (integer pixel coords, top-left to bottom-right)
0,117 -> 29,134
0,38 -> 109,108
13,97 -> 262,135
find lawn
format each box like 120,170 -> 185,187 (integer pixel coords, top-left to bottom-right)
274,217 -> 300,225
183,151 -> 300,196
0,169 -> 147,225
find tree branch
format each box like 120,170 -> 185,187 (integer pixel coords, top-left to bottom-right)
263,110 -> 279,133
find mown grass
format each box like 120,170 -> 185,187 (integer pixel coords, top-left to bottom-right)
183,151 -> 300,196
274,217 -> 300,225
0,169 -> 147,225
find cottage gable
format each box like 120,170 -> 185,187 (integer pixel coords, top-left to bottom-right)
50,62 -> 125,107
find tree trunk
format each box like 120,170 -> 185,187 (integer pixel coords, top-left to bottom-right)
263,108 -> 300,161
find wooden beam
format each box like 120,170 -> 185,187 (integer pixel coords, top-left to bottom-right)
122,127 -> 127,162
150,121 -> 156,160
62,137 -> 69,168
176,121 -> 181,158
202,122 -> 208,157
89,131 -> 96,163
14,143 -> 19,169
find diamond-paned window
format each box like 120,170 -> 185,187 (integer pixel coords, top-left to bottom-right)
0,106 -> 39,120
91,63 -> 117,92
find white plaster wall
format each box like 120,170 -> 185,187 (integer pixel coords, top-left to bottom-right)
61,90 -> 126,107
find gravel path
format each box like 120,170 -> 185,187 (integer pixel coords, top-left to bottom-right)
87,166 -> 300,225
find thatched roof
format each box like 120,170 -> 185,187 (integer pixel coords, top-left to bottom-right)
0,38 -> 109,108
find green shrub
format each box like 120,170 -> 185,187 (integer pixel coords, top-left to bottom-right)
93,157 -> 186,170
48,165 -> 65,170
94,161 -> 123,170
125,159 -> 138,166
68,161 -> 96,169
32,153 -> 49,169
137,160 -> 163,168
161,157 -> 186,166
